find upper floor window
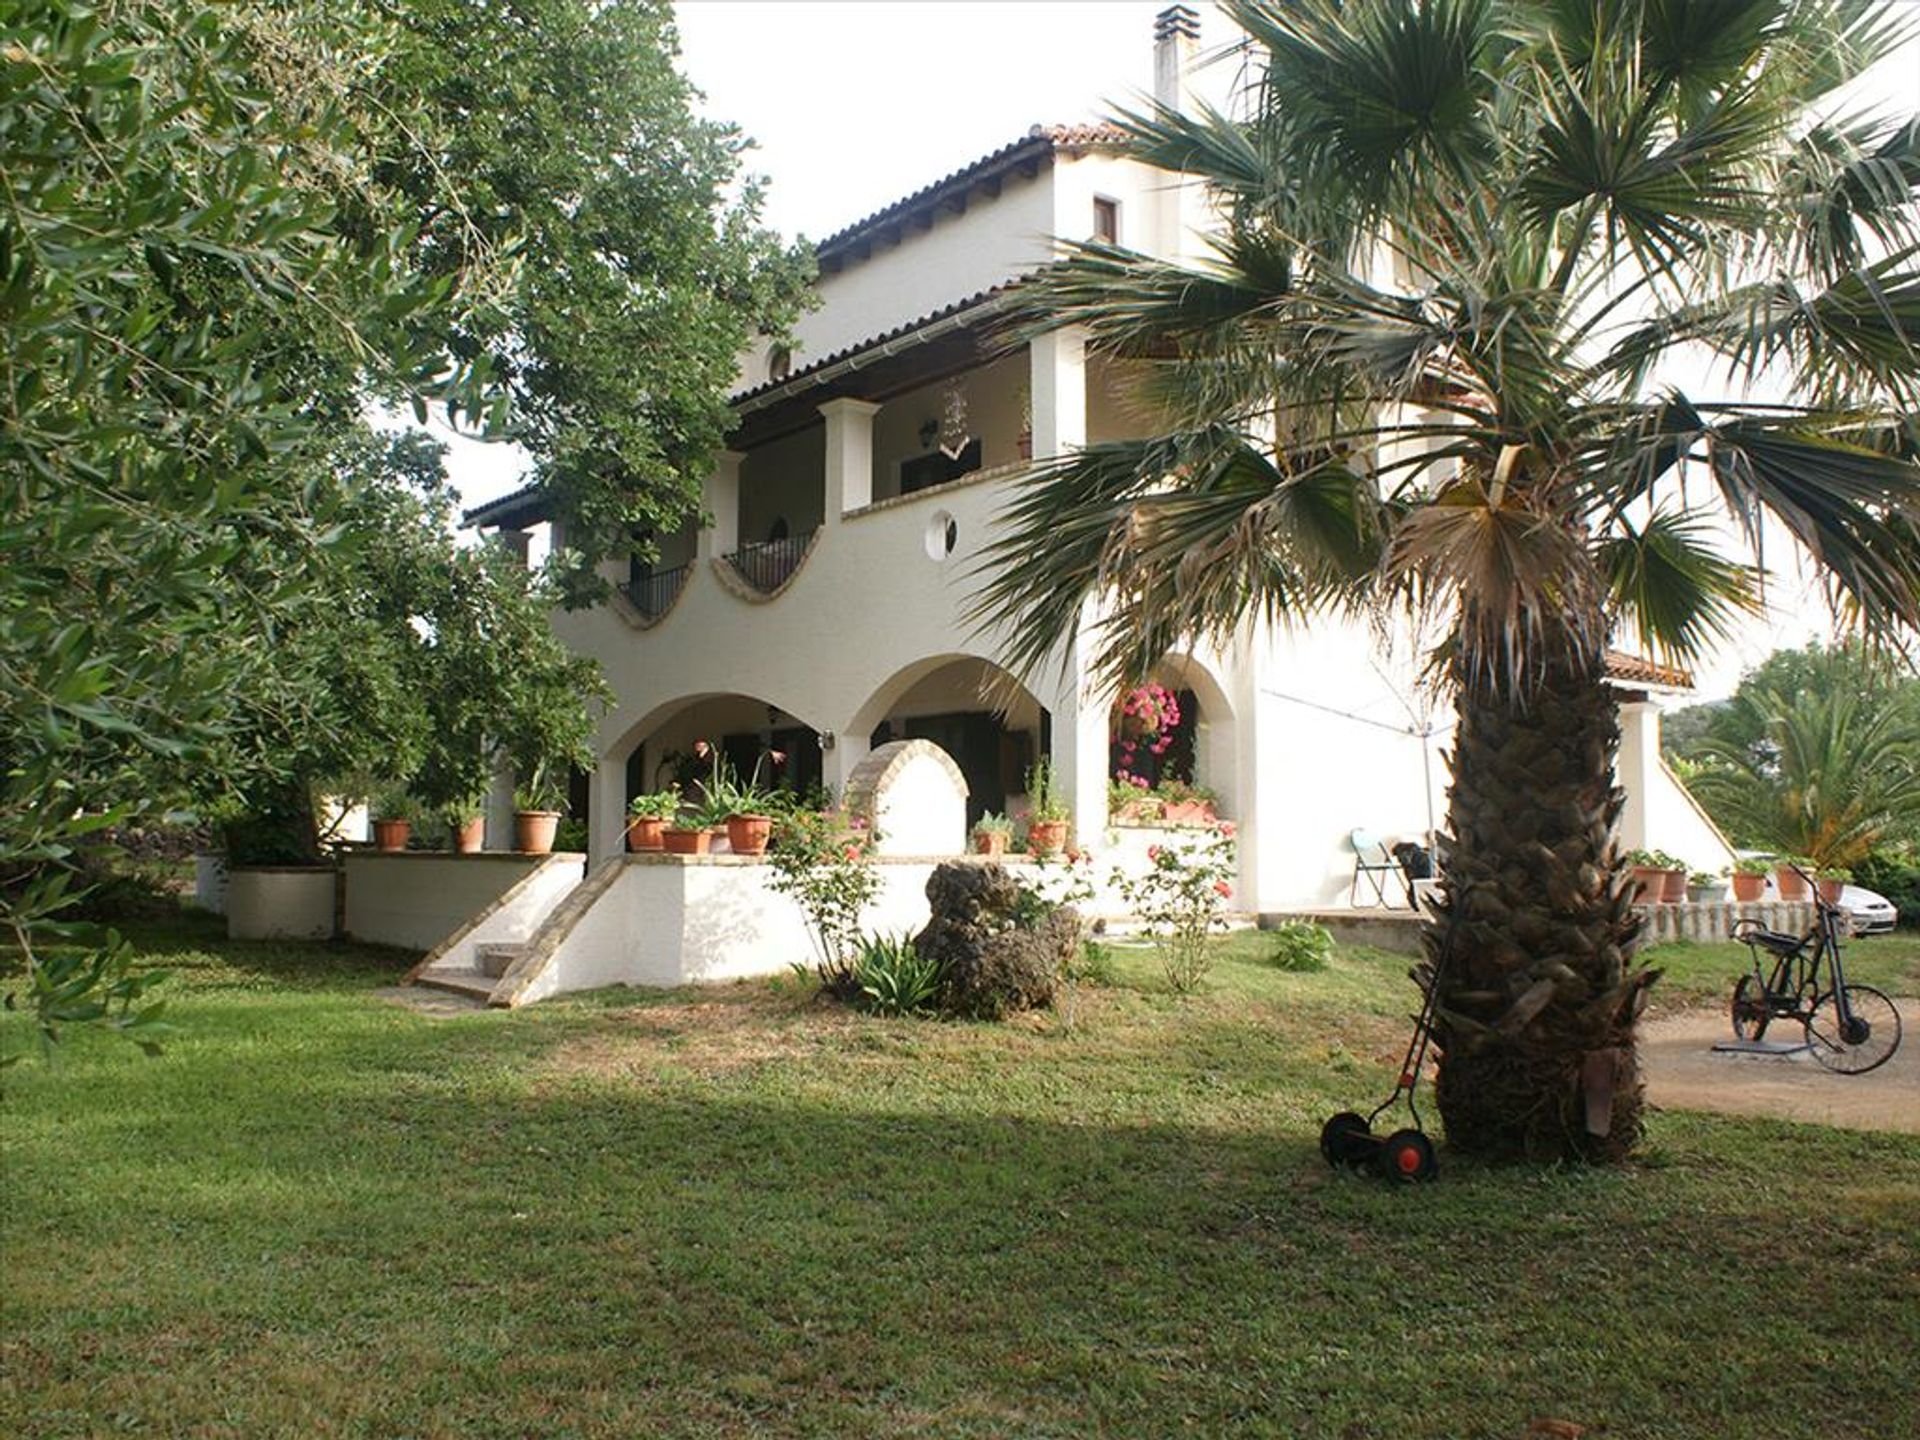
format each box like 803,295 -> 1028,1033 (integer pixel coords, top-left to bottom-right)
1092,196 -> 1119,245
768,344 -> 792,382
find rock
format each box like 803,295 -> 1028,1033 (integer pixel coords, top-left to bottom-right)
913,862 -> 1080,1020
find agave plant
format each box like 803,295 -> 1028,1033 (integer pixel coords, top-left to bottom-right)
974,0 -> 1920,1160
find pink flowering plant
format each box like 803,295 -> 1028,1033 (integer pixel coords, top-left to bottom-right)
1113,822 -> 1237,992
1111,682 -> 1181,789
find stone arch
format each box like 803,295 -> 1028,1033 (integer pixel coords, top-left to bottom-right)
842,739 -> 971,856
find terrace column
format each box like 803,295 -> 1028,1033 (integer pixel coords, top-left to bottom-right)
697,450 -> 744,560
1048,617 -> 1112,852
821,728 -> 870,806
588,753 -> 628,868
819,398 -> 881,523
1029,327 -> 1087,459
1616,697 -> 1659,854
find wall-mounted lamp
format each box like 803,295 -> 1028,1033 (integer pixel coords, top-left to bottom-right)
918,418 -> 940,450
817,731 -> 836,752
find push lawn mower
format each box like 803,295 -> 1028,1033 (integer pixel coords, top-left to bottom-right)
1318,899 -> 1459,1184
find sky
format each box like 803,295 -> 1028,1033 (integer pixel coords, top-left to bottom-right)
439,0 -> 1920,698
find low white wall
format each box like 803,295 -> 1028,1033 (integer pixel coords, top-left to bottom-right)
512,835 -> 1243,1002
343,852 -> 564,951
227,868 -> 335,941
412,853 -> 587,979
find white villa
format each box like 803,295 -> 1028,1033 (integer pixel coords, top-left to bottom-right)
462,7 -> 1729,928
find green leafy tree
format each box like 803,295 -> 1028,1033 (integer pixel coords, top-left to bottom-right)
3,0 -> 794,1056
976,0 -> 1920,1160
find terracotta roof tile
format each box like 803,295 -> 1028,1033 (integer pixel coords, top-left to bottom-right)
814,123 -> 1128,262
1604,649 -> 1694,690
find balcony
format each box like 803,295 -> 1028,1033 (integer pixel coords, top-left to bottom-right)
723,530 -> 815,595
620,562 -> 692,620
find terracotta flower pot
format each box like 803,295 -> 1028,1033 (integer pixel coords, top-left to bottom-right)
1818,878 -> 1846,904
625,816 -> 665,852
1027,819 -> 1069,856
453,817 -> 485,854
1629,865 -> 1666,902
373,819 -> 410,853
726,813 -> 773,857
973,831 -> 1008,857
514,810 -> 560,855
661,826 -> 711,856
1163,801 -> 1215,826
1730,872 -> 1766,902
1775,867 -> 1812,902
1661,867 -> 1687,903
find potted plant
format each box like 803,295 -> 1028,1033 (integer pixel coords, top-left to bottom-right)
1624,849 -> 1666,903
972,811 -> 1014,857
687,739 -> 786,857
1775,856 -> 1815,902
625,789 -> 680,852
1024,759 -> 1070,856
1656,850 -> 1688,903
1687,871 -> 1726,904
512,761 -> 566,855
369,784 -> 417,853
1730,856 -> 1771,901
1159,779 -> 1219,827
448,806 -> 485,855
1816,866 -> 1852,905
660,808 -> 713,855
1108,779 -> 1163,825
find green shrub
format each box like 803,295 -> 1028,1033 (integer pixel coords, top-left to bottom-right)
1266,921 -> 1333,973
1855,848 -> 1920,929
852,933 -> 943,1016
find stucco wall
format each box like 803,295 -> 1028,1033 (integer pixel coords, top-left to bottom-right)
227,868 -> 335,941
342,852 -> 566,952
739,425 -> 825,542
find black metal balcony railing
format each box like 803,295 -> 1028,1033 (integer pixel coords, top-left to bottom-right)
724,530 -> 813,594
620,562 -> 691,619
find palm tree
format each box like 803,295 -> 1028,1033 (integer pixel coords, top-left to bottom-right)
975,0 -> 1920,1161
1690,675 -> 1920,867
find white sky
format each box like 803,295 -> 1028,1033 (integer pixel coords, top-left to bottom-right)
440,0 -> 1920,698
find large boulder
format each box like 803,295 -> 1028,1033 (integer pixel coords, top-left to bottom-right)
913,862 -> 1080,1020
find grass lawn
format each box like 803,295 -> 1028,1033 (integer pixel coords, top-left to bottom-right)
4,913 -> 1917,1439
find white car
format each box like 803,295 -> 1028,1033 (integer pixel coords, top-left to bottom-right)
1752,871 -> 1900,935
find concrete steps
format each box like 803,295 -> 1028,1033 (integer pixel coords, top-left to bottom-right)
413,967 -> 500,1002
474,941 -> 527,978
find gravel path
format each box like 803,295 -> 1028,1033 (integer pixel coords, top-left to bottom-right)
1642,997 -> 1919,1134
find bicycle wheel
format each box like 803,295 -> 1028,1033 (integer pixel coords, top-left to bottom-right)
1731,972 -> 1771,1041
1804,985 -> 1902,1075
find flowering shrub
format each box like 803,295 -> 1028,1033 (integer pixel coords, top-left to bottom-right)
1112,823 -> 1237,992
766,807 -> 880,997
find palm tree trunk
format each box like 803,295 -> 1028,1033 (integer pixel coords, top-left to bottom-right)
1428,615 -> 1654,1162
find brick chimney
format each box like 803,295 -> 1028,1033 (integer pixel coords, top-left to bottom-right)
1153,5 -> 1200,114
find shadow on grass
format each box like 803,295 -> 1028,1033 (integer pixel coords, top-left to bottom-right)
7,983 -> 1919,1440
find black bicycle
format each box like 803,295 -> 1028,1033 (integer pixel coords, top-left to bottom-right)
1729,868 -> 1902,1075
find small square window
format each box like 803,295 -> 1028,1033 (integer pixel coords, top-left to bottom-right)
1092,196 -> 1119,244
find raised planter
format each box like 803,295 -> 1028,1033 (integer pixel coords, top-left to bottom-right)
227,866 -> 335,941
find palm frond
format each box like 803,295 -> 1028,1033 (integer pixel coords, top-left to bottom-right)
967,429 -> 1383,690
1595,506 -> 1761,661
